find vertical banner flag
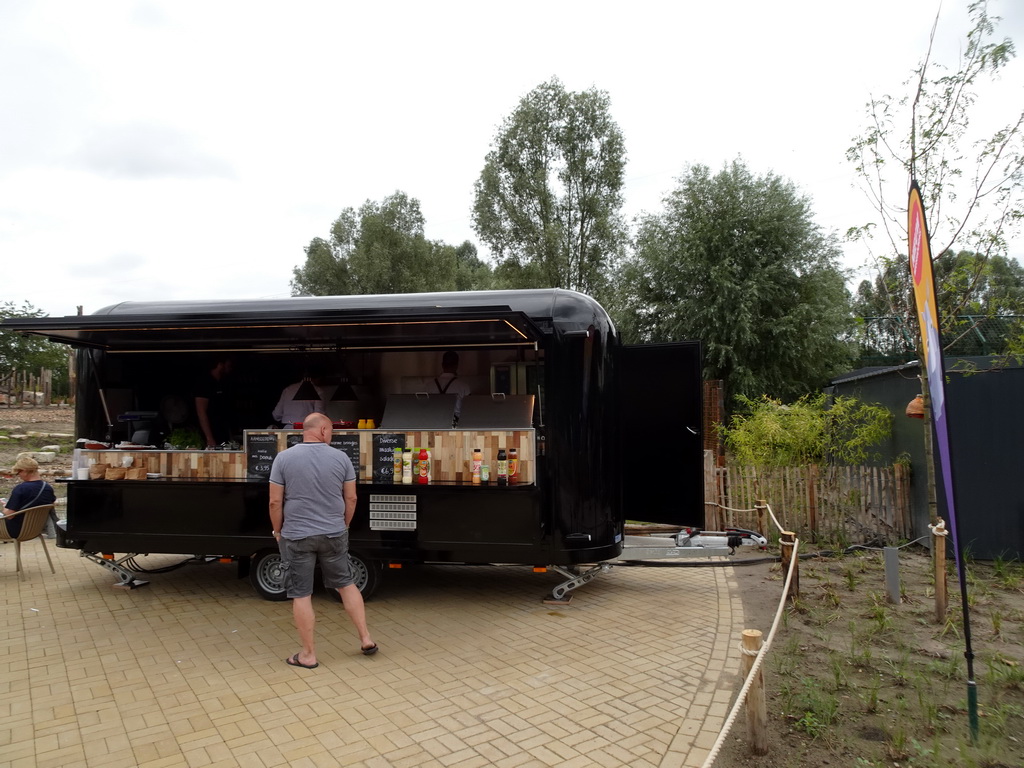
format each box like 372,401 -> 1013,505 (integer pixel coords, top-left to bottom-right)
907,182 -> 959,548
907,180 -> 977,737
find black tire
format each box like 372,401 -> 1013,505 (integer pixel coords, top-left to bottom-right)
250,549 -> 288,601
347,552 -> 381,600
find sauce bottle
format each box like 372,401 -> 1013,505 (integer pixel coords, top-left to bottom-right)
496,449 -> 508,486
392,447 -> 402,484
508,447 -> 518,485
401,449 -> 413,484
471,448 -> 482,485
411,448 -> 420,478
480,464 -> 490,484
418,448 -> 429,484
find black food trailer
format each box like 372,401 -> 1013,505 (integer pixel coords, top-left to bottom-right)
4,289 -> 704,599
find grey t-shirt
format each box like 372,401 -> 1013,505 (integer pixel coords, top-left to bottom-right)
269,441 -> 356,539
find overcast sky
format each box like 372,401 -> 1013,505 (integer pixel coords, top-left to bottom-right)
2,0 -> 1022,318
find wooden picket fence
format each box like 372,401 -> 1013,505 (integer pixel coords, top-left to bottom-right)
1,370 -> 54,406
704,453 -> 912,545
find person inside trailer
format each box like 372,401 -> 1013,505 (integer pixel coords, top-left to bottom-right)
434,351 -> 472,422
194,356 -> 236,448
272,375 -> 327,428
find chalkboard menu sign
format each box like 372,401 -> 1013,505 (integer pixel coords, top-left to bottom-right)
372,433 -> 405,483
285,432 -> 361,472
330,434 -> 360,471
246,433 -> 279,479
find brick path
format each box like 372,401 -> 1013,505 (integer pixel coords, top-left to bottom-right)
1,544 -> 744,767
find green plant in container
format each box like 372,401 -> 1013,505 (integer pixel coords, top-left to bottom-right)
167,428 -> 203,450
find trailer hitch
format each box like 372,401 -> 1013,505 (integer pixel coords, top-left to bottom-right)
80,551 -> 150,590
675,527 -> 768,553
546,563 -> 612,601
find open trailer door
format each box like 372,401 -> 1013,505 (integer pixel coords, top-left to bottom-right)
617,342 -> 703,526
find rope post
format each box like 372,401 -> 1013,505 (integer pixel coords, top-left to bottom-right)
741,629 -> 768,755
884,546 -> 901,604
716,482 -> 727,530
807,465 -> 819,543
779,531 -> 799,601
756,500 -> 766,540
931,518 -> 948,623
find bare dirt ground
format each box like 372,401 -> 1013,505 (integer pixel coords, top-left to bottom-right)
716,547 -> 1024,767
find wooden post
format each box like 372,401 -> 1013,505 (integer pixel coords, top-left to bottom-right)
68,347 -> 77,405
717,468 -> 727,531
807,464 -> 819,543
742,629 -> 768,756
704,450 -> 717,530
756,499 -> 766,540
896,463 -> 912,538
933,518 -> 948,623
780,531 -> 799,601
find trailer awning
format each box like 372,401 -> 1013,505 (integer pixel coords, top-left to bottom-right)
1,304 -> 547,353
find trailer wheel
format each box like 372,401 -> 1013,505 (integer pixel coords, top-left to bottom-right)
250,549 -> 288,601
349,552 -> 381,600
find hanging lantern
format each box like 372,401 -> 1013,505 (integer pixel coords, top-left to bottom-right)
906,394 -> 925,419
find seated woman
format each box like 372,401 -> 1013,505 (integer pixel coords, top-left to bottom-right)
3,457 -> 57,538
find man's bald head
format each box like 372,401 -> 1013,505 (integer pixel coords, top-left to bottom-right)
302,412 -> 332,439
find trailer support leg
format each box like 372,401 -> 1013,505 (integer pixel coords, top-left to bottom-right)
545,563 -> 612,602
80,551 -> 150,590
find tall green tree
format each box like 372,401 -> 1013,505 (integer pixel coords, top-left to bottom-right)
847,2 -> 1024,548
617,159 -> 854,406
292,192 -> 492,296
0,301 -> 68,382
846,0 -> 1023,332
472,77 -> 627,298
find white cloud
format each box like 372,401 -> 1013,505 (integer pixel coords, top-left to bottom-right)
72,123 -> 236,179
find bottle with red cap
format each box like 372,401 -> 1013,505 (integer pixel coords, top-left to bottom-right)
418,448 -> 429,484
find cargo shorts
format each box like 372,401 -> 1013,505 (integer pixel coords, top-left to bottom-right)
278,531 -> 355,598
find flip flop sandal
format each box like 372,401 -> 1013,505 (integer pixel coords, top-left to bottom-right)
286,653 -> 319,669
361,644 -> 379,656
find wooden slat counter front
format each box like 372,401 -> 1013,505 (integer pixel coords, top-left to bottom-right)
246,429 -> 536,485
73,449 -> 245,478
74,429 -> 535,484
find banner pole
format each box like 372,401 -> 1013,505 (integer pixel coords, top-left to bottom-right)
907,179 -> 978,742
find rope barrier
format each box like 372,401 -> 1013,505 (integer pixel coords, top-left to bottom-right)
698,502 -> 797,768
704,501 -> 762,514
762,502 -> 785,534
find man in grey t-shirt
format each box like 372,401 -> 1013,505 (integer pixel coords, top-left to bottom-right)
269,412 -> 377,667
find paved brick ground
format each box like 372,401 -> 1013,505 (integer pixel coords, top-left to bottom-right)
1,542 -> 745,768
